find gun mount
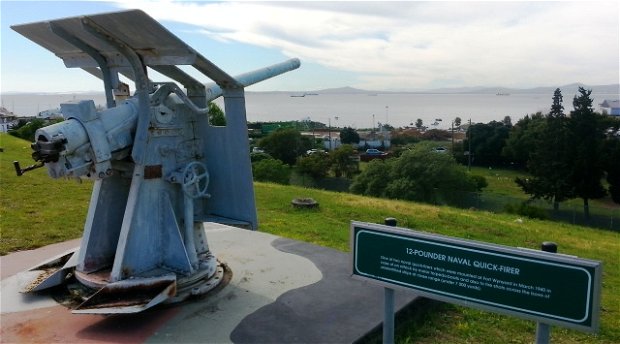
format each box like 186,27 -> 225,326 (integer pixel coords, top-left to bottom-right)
11,10 -> 300,314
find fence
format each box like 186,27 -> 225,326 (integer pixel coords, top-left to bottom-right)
455,191 -> 619,231
288,175 -> 620,231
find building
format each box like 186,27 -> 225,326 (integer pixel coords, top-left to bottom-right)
37,108 -> 63,120
0,107 -> 18,133
600,99 -> 620,116
357,128 -> 391,149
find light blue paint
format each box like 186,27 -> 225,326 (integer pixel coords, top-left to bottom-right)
15,9 -> 300,313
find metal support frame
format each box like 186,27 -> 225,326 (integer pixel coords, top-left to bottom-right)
81,17 -> 151,165
49,23 -> 117,108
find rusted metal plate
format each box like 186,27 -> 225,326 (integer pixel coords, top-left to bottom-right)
73,274 -> 177,314
20,249 -> 78,293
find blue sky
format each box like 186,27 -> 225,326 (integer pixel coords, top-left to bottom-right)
1,1 -> 618,93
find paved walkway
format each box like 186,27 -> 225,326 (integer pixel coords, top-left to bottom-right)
1,224 -> 418,343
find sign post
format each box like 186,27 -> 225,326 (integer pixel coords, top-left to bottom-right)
351,221 -> 602,335
382,218 -> 398,344
535,242 -> 558,344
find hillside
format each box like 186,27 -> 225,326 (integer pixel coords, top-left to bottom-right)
0,133 -> 618,343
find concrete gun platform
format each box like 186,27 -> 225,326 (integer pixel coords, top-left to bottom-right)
1,224 -> 418,343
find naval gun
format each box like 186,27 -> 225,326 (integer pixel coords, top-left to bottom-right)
11,10 -> 300,314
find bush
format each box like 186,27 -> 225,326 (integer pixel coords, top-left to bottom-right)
252,159 -> 291,184
259,128 -> 314,165
330,144 -> 358,178
351,142 -> 478,206
504,202 -> 549,220
470,175 -> 488,191
250,152 -> 273,163
296,153 -> 331,180
421,129 -> 451,141
9,118 -> 51,141
350,159 -> 392,197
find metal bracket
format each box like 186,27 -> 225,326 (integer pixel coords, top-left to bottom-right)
61,100 -> 112,178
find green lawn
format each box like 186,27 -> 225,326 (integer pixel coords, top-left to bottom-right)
1,133 -> 619,343
468,166 -> 530,199
0,134 -> 93,254
468,166 -> 619,229
257,183 -> 619,344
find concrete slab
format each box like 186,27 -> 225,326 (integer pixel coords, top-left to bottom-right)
144,223 -> 323,343
1,224 -> 418,343
230,237 -> 417,343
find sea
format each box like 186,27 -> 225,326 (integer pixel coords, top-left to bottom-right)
2,89 -> 618,129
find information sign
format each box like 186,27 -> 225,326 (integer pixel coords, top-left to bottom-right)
351,222 -> 602,332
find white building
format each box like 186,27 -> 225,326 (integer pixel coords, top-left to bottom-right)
600,99 -> 620,116
0,107 -> 18,133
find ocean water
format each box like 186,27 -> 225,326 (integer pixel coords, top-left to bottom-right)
2,91 -> 617,129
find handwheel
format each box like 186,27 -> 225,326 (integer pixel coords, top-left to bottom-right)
182,161 -> 210,198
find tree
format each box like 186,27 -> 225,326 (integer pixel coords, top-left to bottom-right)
502,113 -> 546,168
208,102 -> 226,126
252,158 -> 290,184
259,128 -> 313,165
463,121 -> 511,166
340,127 -> 360,144
502,116 -> 512,127
330,144 -> 358,178
415,118 -> 423,129
453,117 -> 462,127
567,87 -> 607,219
515,89 -> 574,210
296,153 -> 332,179
350,142 -> 478,206
603,135 -> 620,204
350,159 -> 392,197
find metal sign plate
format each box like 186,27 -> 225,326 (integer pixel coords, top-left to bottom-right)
350,222 -> 602,332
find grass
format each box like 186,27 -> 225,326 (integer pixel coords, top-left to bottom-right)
259,183 -> 619,344
1,133 -> 619,343
468,166 -> 530,199
469,166 -> 619,227
0,134 -> 93,254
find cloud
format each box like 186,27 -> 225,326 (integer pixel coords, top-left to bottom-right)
116,1 -> 619,90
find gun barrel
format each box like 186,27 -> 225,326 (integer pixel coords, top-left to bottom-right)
205,58 -> 300,102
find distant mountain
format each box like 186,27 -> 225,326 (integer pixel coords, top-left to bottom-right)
468,83 -> 619,95
310,86 -> 373,94
3,84 -> 617,97
290,84 -> 619,96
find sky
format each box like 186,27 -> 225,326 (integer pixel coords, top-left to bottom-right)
1,1 -> 618,93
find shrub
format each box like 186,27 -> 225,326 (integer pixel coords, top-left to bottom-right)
330,144 -> 358,178
296,153 -> 331,180
250,152 -> 273,163
9,118 -> 51,141
259,128 -> 314,165
252,159 -> 291,184
470,175 -> 489,191
504,202 -> 549,220
351,142 -> 478,206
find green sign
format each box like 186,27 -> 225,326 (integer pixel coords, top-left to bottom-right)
351,222 -> 602,332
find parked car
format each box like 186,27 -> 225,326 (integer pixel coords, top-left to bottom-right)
433,147 -> 447,153
306,149 -> 328,155
365,148 -> 385,155
361,148 -> 389,162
